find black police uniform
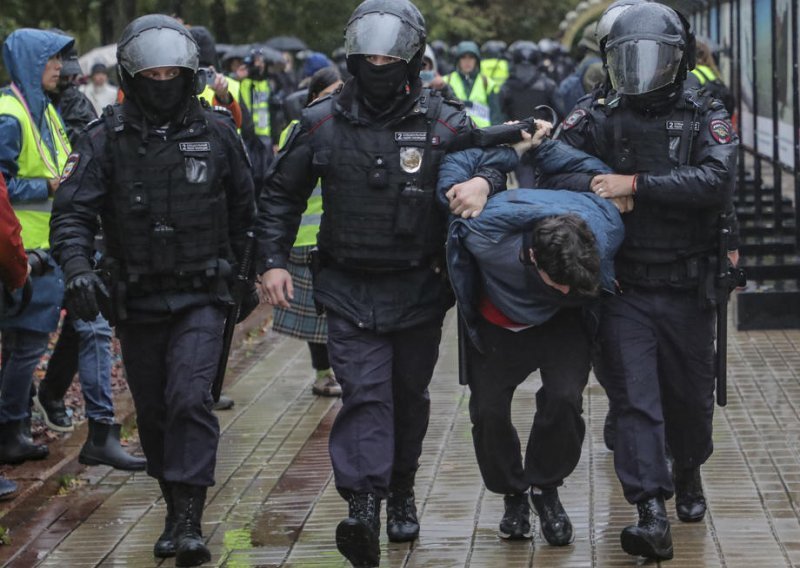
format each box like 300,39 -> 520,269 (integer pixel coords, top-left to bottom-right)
256,80 -> 503,499
50,98 -> 256,487
554,88 -> 737,504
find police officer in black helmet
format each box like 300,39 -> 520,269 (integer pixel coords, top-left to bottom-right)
552,3 -> 737,560
256,1 -> 504,565
50,14 -> 256,567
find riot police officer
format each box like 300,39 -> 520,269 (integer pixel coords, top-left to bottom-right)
256,1 -> 504,565
50,15 -> 256,567
552,3 -> 737,560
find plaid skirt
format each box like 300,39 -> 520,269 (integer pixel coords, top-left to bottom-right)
271,246 -> 328,343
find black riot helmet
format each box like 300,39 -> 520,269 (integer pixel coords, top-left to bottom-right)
596,0 -> 648,55
605,3 -> 688,96
344,0 -> 427,78
481,40 -> 508,59
509,40 -> 540,65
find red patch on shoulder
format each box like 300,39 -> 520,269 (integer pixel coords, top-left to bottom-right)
709,119 -> 732,144
562,109 -> 587,130
60,153 -> 80,183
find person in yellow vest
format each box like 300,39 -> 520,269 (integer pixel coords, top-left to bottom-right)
686,38 -> 735,115
444,40 -> 502,127
240,48 -> 274,152
0,28 -> 73,465
189,26 -> 243,131
480,40 -> 509,90
273,67 -> 344,397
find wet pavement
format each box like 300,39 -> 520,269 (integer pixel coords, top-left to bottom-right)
1,308 -> 800,567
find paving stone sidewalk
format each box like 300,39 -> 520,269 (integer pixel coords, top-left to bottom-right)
1,308 -> 800,567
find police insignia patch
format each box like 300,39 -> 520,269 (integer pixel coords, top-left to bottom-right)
60,153 -> 80,182
400,147 -> 423,173
563,109 -> 587,130
709,119 -> 732,144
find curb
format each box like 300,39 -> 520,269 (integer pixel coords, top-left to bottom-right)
0,303 -> 273,524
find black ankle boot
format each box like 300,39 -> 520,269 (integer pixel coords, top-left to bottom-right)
79,420 -> 147,471
674,467 -> 706,522
153,480 -> 176,558
530,487 -> 572,545
336,492 -> 381,567
172,483 -> 211,567
0,419 -> 49,464
620,496 -> 673,560
34,387 -> 73,432
387,487 -> 419,542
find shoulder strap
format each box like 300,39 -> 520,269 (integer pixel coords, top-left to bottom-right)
421,90 -> 443,190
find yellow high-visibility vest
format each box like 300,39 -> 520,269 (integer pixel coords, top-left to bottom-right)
445,72 -> 495,127
239,78 -> 271,137
278,120 -> 322,248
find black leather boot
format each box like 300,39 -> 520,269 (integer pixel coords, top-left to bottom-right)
620,496 -> 673,560
153,480 -> 176,558
674,466 -> 706,522
172,483 -> 211,567
387,487 -> 419,542
336,492 -> 381,567
79,420 -> 147,471
0,419 -> 49,464
530,487 -> 573,545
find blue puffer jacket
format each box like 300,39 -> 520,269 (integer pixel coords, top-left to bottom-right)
438,141 -> 623,350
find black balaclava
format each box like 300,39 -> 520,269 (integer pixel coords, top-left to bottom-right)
626,80 -> 683,115
356,57 -> 409,109
132,72 -> 189,124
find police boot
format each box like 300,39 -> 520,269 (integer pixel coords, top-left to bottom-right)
79,420 -> 147,471
336,492 -> 381,567
0,419 -> 49,464
620,496 -> 673,560
674,466 -> 706,522
153,480 -> 177,558
387,486 -> 419,542
172,483 -> 211,567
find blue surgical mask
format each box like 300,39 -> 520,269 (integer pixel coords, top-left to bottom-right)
420,70 -> 435,84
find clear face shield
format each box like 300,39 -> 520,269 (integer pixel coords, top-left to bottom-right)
606,36 -> 683,95
345,12 -> 423,62
119,27 -> 199,76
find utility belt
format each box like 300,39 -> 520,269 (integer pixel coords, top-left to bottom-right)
617,255 -> 706,289
313,249 -> 437,275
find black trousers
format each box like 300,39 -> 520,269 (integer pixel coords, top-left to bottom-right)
467,308 -> 590,495
116,304 -> 225,487
326,311 -> 442,498
599,287 -> 715,504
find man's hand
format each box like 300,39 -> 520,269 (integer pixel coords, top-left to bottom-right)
212,71 -> 232,104
728,249 -> 740,268
510,119 -> 553,156
446,176 -> 491,218
591,174 -> 636,198
65,272 -> 109,322
610,196 -> 634,213
258,268 -> 294,308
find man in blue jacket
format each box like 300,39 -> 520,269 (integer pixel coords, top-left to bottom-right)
439,132 -> 625,546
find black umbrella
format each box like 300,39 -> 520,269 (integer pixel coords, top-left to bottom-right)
264,35 -> 308,52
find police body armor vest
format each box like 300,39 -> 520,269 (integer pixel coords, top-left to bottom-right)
302,89 -> 452,271
102,105 -> 231,292
598,92 -> 717,286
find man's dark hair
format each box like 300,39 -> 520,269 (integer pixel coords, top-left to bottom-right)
306,66 -> 341,106
530,214 -> 601,297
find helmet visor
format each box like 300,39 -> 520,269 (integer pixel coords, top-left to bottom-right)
606,38 -> 683,95
119,27 -> 199,76
345,12 -> 423,63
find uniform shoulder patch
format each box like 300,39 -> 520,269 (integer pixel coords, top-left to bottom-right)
60,153 -> 80,183
709,119 -> 732,144
563,108 -> 588,130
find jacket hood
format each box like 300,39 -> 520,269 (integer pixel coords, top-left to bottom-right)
2,29 -> 74,121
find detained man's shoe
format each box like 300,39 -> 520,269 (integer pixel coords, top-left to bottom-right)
172,483 -> 211,566
34,390 -> 74,432
0,419 -> 49,464
530,487 -> 573,546
0,474 -> 18,501
336,492 -> 380,567
674,467 -> 706,522
212,395 -> 235,411
154,480 -> 177,558
498,493 -> 532,540
79,420 -> 147,471
386,488 -> 419,542
620,496 -> 674,560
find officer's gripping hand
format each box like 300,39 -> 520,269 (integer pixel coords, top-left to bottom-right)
65,272 -> 109,322
446,176 -> 491,219
259,268 -> 294,308
591,174 -> 636,198
610,196 -> 635,213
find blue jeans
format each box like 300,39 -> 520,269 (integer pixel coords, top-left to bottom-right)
0,329 -> 50,423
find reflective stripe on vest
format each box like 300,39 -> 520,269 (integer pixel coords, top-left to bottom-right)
239,78 -> 271,137
0,86 -> 71,250
294,186 -> 322,247
445,72 -> 493,127
690,65 -> 717,86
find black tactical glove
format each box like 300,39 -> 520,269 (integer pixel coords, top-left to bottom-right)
65,272 -> 109,322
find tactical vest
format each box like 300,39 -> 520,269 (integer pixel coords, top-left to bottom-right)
101,106 -> 231,293
596,93 -> 718,286
445,72 -> 493,127
302,90 -> 454,271
0,85 -> 71,250
239,78 -> 271,137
